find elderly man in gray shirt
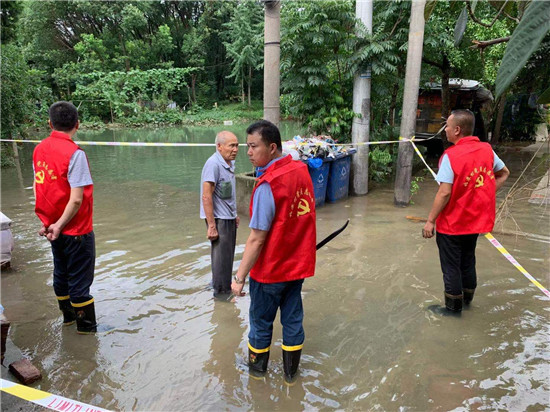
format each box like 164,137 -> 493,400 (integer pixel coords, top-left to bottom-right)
200,131 -> 240,297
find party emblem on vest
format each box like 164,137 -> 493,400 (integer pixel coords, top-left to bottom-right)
463,166 -> 494,188
289,187 -> 314,218
475,175 -> 484,188
35,170 -> 45,184
297,198 -> 310,216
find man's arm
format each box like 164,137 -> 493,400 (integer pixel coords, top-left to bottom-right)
423,183 -> 453,239
46,187 -> 84,241
202,181 -> 218,240
231,228 -> 268,296
494,166 -> 510,191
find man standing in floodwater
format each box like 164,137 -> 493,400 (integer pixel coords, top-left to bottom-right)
423,109 -> 510,313
200,131 -> 240,298
33,101 -> 98,334
231,120 -> 316,382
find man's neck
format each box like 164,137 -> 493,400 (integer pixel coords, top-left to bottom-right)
270,152 -> 283,162
53,129 -> 77,139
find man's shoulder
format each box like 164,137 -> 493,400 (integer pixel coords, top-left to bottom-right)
203,153 -> 220,169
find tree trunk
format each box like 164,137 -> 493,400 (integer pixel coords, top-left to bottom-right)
441,54 -> 451,119
394,0 -> 426,207
388,81 -> 399,127
248,66 -> 252,107
192,74 -> 197,104
241,76 -> 245,104
492,93 -> 507,145
119,33 -> 130,72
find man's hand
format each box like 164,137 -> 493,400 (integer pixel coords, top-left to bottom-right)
46,224 -> 62,241
38,224 -> 47,237
236,216 -> 240,228
231,277 -> 246,297
207,224 -> 219,241
423,221 -> 435,239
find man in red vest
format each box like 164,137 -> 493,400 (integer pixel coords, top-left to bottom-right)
423,110 -> 510,313
33,101 -> 97,333
231,120 -> 316,382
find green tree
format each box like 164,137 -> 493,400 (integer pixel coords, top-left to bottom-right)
223,0 -> 263,106
181,26 -> 207,105
1,45 -> 32,141
1,0 -> 23,43
281,0 -> 401,139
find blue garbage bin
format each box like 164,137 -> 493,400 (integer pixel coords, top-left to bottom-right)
305,158 -> 331,207
326,150 -> 356,202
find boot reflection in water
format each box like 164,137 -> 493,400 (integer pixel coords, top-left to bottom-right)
282,347 -> 302,383
57,296 -> 76,326
72,299 -> 97,334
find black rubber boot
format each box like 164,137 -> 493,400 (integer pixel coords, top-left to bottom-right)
463,288 -> 475,305
57,298 -> 76,326
73,300 -> 97,334
444,292 -> 463,313
283,349 -> 302,383
248,348 -> 269,376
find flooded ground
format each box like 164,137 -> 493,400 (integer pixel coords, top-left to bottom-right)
1,126 -> 549,411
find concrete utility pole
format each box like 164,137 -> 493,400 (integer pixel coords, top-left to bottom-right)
351,0 -> 373,196
263,0 -> 280,127
394,0 -> 426,207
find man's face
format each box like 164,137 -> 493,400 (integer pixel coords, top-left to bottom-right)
445,114 -> 459,144
247,132 -> 275,168
217,134 -> 239,162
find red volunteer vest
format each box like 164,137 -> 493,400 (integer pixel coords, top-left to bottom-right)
436,136 -> 496,235
33,130 -> 94,236
249,155 -> 316,283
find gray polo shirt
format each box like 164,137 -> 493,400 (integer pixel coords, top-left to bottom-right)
200,151 -> 237,219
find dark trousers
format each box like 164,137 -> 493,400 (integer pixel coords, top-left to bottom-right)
248,278 -> 305,351
209,219 -> 237,296
436,232 -> 478,296
50,231 -> 95,304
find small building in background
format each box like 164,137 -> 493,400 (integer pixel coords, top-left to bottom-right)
415,79 -> 493,158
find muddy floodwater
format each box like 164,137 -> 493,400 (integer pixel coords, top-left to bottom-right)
1,125 -> 549,411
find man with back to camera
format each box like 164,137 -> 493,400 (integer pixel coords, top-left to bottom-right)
423,109 -> 510,313
231,120 -> 316,382
33,101 -> 98,333
200,131 -> 240,298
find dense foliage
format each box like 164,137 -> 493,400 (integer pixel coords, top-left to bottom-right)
1,0 -> 548,168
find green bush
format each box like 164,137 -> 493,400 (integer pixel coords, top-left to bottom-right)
500,94 -> 546,141
368,125 -> 399,182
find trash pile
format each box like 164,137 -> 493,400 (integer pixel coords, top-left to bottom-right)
282,135 -> 355,168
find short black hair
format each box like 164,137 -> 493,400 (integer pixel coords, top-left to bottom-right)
451,109 -> 475,137
246,120 -> 282,151
49,101 -> 79,132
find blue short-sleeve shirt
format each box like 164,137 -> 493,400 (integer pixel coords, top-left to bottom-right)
249,156 -> 286,231
200,151 -> 237,219
436,151 -> 505,184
